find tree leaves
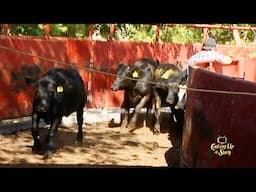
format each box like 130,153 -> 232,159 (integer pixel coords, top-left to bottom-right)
5,24 -> 256,45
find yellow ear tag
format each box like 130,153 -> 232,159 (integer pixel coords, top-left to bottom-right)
161,69 -> 174,79
132,71 -> 139,78
57,85 -> 64,93
154,68 -> 163,77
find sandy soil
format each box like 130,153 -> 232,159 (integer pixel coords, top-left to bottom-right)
0,122 -> 178,168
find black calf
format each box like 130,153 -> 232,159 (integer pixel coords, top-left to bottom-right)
25,67 -> 87,159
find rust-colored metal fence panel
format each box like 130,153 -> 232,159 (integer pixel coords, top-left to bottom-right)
182,67 -> 256,167
239,47 -> 256,81
65,38 -> 92,91
215,45 -> 256,81
0,36 -> 68,120
0,36 -> 256,120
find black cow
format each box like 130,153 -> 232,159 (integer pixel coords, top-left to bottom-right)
167,67 -> 188,111
111,63 -> 137,129
111,58 -> 159,132
152,63 -> 186,134
25,67 -> 87,159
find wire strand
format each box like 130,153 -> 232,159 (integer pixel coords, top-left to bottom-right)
1,44 -> 256,96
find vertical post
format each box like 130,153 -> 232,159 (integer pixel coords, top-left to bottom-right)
232,24 -> 241,46
109,24 -> 115,41
87,58 -> 93,108
2,24 -> 10,35
44,24 -> 51,39
203,27 -> 209,43
89,24 -> 94,40
156,24 -> 161,42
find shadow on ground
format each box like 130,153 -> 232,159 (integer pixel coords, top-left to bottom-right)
0,120 -> 169,166
107,110 -> 184,168
164,109 -> 184,168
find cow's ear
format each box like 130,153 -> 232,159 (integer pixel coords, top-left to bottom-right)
25,76 -> 38,87
119,63 -> 126,67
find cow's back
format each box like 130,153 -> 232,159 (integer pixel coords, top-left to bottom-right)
46,68 -> 86,116
154,63 -> 181,81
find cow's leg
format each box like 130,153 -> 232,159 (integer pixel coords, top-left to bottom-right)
128,94 -> 150,132
145,103 -> 151,128
31,113 -> 41,151
122,107 -> 130,129
120,104 -> 129,129
166,87 -> 179,122
120,95 -> 130,129
76,107 -> 84,143
170,105 -> 178,122
153,90 -> 161,134
145,95 -> 153,128
44,117 -> 62,159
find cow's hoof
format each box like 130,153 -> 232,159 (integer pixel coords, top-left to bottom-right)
153,127 -> 161,135
128,126 -> 137,133
153,131 -> 160,135
43,151 -> 53,159
75,140 -> 83,145
32,144 -> 41,152
75,136 -> 83,144
153,124 -> 161,135
75,139 -> 83,146
108,118 -> 116,128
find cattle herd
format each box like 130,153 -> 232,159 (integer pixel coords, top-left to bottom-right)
111,58 -> 187,133
24,58 -> 188,159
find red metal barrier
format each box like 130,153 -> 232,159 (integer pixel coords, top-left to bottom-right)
0,36 -> 256,120
182,67 -> 256,167
0,36 -> 68,120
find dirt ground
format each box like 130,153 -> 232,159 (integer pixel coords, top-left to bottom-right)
0,111 -> 182,168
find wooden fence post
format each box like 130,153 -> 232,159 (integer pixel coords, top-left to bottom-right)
44,24 -> 51,39
203,27 -> 209,43
87,58 -> 94,107
2,24 -> 10,35
109,24 -> 116,41
156,24 -> 161,42
89,24 -> 94,40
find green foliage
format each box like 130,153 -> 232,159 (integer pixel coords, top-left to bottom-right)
10,24 -> 45,36
236,24 -> 256,45
65,24 -> 90,38
161,24 -> 203,43
116,24 -> 157,42
4,24 -> 256,45
94,24 -> 111,39
51,24 -> 68,36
